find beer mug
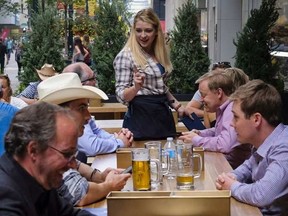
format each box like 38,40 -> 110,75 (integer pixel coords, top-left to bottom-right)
132,148 -> 160,191
175,141 -> 202,190
145,141 -> 162,187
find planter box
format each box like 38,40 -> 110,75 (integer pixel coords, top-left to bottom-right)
107,191 -> 231,216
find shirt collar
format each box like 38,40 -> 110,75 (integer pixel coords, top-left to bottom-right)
216,99 -> 231,116
256,123 -> 285,158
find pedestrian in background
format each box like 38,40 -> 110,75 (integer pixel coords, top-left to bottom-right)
72,36 -> 89,64
0,38 -> 8,74
15,43 -> 23,77
82,34 -> 92,66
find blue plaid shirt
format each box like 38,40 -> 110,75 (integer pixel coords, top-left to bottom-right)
18,81 -> 40,99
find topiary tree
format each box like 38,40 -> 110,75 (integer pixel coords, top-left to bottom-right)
169,0 -> 210,94
20,7 -> 65,87
234,0 -> 283,91
91,0 -> 130,95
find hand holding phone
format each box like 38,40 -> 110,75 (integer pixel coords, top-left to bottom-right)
121,165 -> 132,174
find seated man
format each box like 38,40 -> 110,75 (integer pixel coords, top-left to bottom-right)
18,63 -> 58,105
184,63 -> 231,128
62,62 -> 133,156
179,71 -> 251,169
216,80 -> 288,215
38,73 -> 131,206
0,102 -> 93,215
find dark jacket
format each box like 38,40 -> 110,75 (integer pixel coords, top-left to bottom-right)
0,42 -> 7,61
0,153 -> 93,216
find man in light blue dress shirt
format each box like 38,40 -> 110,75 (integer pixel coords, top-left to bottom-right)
62,62 -> 133,156
216,79 -> 288,215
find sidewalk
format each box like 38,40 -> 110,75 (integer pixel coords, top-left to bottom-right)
4,53 -> 20,93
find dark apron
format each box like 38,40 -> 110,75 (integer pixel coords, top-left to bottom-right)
123,95 -> 176,140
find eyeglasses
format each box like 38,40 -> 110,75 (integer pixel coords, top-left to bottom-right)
48,145 -> 78,162
81,76 -> 96,83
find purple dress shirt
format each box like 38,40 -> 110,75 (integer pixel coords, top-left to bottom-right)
231,123 -> 288,215
192,100 -> 251,169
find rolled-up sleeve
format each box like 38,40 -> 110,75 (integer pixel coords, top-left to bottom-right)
113,49 -> 134,104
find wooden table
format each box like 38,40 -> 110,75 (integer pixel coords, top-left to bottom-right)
89,101 -> 189,120
95,119 -> 188,133
89,103 -> 127,119
84,150 -> 261,216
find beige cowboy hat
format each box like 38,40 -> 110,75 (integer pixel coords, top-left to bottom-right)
37,73 -> 108,105
36,63 -> 58,81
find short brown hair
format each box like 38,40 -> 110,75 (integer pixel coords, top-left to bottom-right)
230,79 -> 282,126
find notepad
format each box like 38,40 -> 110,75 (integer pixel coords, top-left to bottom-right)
181,112 -> 206,131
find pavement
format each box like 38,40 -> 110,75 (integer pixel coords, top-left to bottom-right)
3,53 -> 20,93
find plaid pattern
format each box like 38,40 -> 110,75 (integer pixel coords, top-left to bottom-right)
18,81 -> 40,99
113,48 -> 170,104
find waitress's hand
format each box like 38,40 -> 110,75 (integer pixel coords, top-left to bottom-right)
177,105 -> 185,118
133,66 -> 145,90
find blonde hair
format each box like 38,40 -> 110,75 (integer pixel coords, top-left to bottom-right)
224,67 -> 249,90
196,71 -> 234,96
124,8 -> 173,73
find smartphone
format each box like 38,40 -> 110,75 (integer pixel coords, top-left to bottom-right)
121,165 -> 132,174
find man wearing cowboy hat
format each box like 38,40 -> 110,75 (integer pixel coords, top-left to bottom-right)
18,63 -> 58,105
38,72 -> 131,206
62,62 -> 133,156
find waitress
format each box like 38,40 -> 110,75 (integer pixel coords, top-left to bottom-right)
114,8 -> 184,140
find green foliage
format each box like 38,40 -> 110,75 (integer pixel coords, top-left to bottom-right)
234,0 -> 283,91
169,0 -> 210,94
73,14 -> 97,36
20,8 -> 65,87
92,0 -> 129,94
0,0 -> 19,15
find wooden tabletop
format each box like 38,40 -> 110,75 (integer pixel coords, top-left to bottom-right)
84,150 -> 261,216
95,119 -> 188,133
88,101 -> 189,119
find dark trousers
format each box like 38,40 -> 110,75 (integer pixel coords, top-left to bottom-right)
16,61 -> 22,75
0,59 -> 4,74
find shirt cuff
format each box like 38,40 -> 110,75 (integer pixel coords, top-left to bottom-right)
192,136 -> 202,147
230,181 -> 241,196
116,139 -> 125,148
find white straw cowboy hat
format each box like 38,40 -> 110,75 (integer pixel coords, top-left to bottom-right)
36,63 -> 58,81
38,73 -> 108,105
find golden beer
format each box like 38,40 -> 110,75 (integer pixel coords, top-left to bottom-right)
132,160 -> 151,191
176,174 -> 194,190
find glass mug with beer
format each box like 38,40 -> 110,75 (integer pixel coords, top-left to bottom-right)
175,141 -> 202,190
132,148 -> 160,191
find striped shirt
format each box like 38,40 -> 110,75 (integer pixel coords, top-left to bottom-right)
231,123 -> 288,215
113,48 -> 170,105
